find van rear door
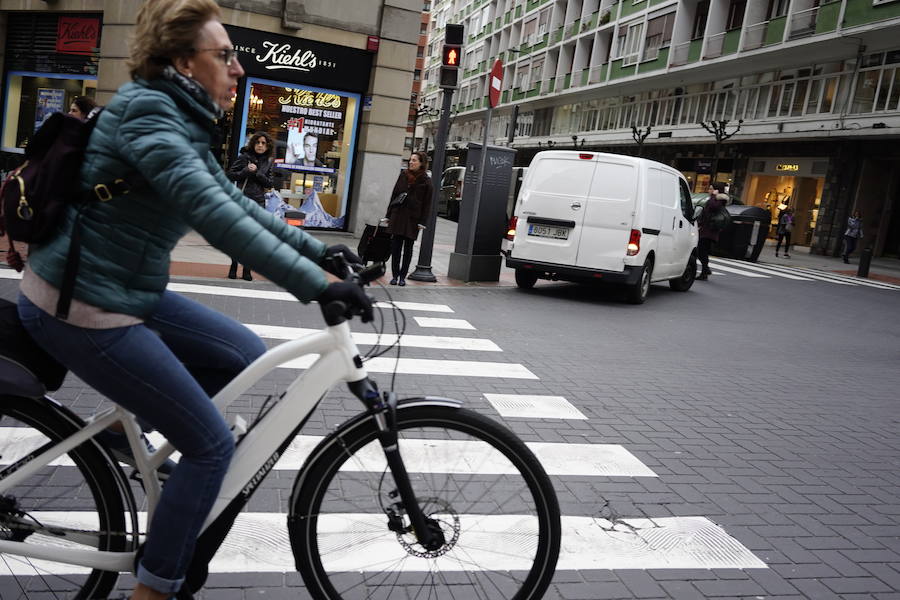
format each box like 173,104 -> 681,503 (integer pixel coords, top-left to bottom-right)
574,158 -> 639,272
511,153 -> 596,266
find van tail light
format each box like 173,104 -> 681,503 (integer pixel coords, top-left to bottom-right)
579,153 -> 594,160
626,229 -> 641,256
506,216 -> 518,240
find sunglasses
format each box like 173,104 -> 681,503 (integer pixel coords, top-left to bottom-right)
193,48 -> 237,66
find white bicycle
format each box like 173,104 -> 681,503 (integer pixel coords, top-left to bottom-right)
0,261 -> 561,599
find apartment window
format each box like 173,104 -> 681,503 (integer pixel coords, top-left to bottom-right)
538,8 -> 550,35
692,1 -> 709,39
516,66 -> 529,89
523,17 -> 538,45
644,12 -> 675,60
530,59 -> 544,88
414,69 -> 421,81
617,21 -> 644,65
726,0 -> 746,30
766,0 -> 789,19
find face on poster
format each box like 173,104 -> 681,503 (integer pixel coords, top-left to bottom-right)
35,88 -> 65,132
274,85 -> 348,171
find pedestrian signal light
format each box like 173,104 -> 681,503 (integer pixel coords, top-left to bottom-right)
442,45 -> 460,66
439,24 -> 464,90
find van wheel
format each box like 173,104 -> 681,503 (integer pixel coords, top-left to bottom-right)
626,259 -> 653,304
669,252 -> 697,292
515,268 -> 539,289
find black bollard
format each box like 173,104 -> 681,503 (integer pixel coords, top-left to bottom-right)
857,247 -> 873,278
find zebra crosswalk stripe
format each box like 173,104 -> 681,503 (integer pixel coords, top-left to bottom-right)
280,355 -> 538,378
709,258 -> 814,280
714,258 -> 856,285
247,323 -> 501,352
0,512 -> 765,575
702,262 -> 768,278
787,266 -> 900,290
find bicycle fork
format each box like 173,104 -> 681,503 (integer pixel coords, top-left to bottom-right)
348,379 -> 446,552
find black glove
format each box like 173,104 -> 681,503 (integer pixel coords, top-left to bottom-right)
322,244 -> 363,277
317,281 -> 374,323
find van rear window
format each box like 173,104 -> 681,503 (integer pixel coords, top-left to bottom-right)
589,163 -> 636,200
529,159 -> 595,196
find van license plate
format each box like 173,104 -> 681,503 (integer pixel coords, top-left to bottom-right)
528,224 -> 570,239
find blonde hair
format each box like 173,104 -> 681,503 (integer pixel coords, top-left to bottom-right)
127,0 -> 221,81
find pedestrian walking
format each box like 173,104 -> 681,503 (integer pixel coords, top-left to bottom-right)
383,151 -> 433,286
842,210 -> 863,264
67,95 -> 97,121
696,181 -> 729,280
15,2 -> 370,599
226,131 -> 274,280
775,208 -> 794,258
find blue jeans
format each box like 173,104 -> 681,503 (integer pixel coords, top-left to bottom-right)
17,291 -> 266,595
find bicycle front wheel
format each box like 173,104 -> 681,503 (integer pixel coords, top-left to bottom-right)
0,395 -> 128,600
291,404 -> 561,600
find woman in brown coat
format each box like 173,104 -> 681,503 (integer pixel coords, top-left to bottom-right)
385,151 -> 433,285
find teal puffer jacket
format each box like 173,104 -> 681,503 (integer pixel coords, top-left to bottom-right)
27,78 -> 328,317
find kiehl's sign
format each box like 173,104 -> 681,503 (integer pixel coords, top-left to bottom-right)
225,25 -> 373,94
56,17 -> 100,56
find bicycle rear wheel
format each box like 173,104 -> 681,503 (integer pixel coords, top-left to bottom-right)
291,404 -> 561,600
0,395 -> 128,599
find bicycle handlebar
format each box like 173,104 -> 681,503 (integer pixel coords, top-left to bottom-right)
319,255 -> 385,326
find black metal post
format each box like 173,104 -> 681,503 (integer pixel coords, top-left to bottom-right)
857,247 -> 873,278
408,88 -> 454,282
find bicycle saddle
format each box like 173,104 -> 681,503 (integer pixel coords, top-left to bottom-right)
0,354 -> 46,399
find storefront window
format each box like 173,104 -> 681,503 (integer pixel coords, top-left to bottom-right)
235,78 -> 359,230
2,73 -> 96,153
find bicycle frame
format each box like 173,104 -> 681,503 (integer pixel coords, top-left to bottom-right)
0,317 -> 369,574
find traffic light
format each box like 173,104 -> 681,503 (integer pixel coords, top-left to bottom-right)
439,24 -> 463,89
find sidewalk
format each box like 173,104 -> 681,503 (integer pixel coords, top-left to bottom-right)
170,219 -> 900,286
170,217 -> 518,286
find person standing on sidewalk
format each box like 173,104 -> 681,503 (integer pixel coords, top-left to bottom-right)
842,210 -> 863,264
16,2 -> 370,599
696,182 -> 729,281
226,131 -> 274,280
384,151 -> 432,286
775,208 -> 794,258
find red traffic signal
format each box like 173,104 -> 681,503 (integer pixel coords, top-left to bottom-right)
441,44 -> 460,67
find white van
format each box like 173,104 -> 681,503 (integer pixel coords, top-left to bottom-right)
506,151 -> 698,304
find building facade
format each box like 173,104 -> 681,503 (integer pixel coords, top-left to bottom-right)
0,0 -> 424,232
421,0 -> 900,257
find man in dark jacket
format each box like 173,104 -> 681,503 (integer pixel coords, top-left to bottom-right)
697,182 -> 729,280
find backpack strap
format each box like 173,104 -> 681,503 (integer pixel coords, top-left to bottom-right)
55,208 -> 85,320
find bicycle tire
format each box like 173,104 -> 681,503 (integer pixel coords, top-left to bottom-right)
0,395 -> 128,600
290,404 -> 561,600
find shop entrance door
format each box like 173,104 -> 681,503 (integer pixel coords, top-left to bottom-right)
744,174 -> 823,244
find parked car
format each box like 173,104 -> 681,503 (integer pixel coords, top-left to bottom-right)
505,151 -> 698,304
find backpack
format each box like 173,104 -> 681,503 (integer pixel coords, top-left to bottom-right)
0,109 -> 139,318
706,204 -> 732,232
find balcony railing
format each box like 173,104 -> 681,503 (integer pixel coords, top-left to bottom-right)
703,32 -> 726,59
670,41 -> 692,66
742,21 -> 768,51
789,6 -> 819,39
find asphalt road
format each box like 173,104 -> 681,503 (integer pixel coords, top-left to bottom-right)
1,264 -> 898,599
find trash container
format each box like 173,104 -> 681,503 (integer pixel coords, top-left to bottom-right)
712,205 -> 771,262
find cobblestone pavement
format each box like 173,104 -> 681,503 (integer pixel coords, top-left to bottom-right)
1,262 -> 898,599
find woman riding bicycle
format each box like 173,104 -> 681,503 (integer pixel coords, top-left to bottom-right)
16,1 -> 369,598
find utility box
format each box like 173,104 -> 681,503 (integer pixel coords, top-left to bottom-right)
448,143 -> 516,281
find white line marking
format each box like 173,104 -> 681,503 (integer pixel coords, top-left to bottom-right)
279,356 -> 537,378
0,269 -> 22,279
709,258 -> 813,280
0,429 -> 653,477
483,394 -> 587,420
700,262 -> 767,278
168,282 -> 456,311
788,266 -> 900,290
413,316 -> 475,330
717,258 -> 855,285
246,324 -> 501,352
1,514 -> 764,575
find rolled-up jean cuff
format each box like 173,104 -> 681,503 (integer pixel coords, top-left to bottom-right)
137,561 -> 184,595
